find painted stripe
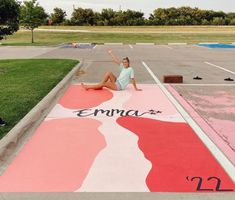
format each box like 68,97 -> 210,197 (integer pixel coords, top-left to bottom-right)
142,61 -> 235,182
205,62 -> 235,75
129,45 -> 133,49
93,45 -> 97,49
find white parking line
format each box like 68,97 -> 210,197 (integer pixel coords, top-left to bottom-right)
129,45 -> 133,49
205,62 -> 235,75
93,45 -> 97,49
142,61 -> 235,182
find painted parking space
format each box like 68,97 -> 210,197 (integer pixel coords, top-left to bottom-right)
143,60 -> 235,84
0,84 -> 234,192
1,44 -> 235,194
169,85 -> 235,166
204,61 -> 235,76
197,44 -> 235,49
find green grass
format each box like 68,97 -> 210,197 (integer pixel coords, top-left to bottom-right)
0,59 -> 79,139
1,30 -> 235,46
39,25 -> 235,33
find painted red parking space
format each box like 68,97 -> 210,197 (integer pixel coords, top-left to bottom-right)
0,84 -> 234,192
117,116 -> 234,192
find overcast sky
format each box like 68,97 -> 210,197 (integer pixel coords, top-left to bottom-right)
33,0 -> 235,17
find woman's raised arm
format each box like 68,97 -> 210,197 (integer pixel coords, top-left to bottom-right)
107,49 -> 121,65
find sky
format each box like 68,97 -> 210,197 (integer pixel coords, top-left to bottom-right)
33,0 -> 235,17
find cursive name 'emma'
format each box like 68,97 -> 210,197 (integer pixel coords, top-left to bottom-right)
74,109 -> 162,118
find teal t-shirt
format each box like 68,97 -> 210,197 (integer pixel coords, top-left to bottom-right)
117,64 -> 134,90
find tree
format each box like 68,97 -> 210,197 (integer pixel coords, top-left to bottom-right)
50,7 -> 66,25
212,17 -> 225,25
151,7 -> 231,25
201,19 -> 210,25
230,18 -> 235,25
0,0 -> 20,40
125,10 -> 145,25
20,0 -> 48,43
100,8 -> 115,25
71,7 -> 95,25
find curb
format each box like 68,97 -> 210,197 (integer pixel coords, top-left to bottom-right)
168,43 -> 187,45
198,42 -> 219,44
136,43 -> 155,45
78,43 -> 92,45
104,43 -> 123,45
0,61 -> 83,171
0,192 -> 235,200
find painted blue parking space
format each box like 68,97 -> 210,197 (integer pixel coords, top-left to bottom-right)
197,44 -> 235,49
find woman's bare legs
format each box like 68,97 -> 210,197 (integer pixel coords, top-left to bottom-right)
81,82 -> 118,91
82,72 -> 118,91
101,72 -> 117,84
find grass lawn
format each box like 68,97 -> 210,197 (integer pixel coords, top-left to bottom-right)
0,59 -> 79,139
39,25 -> 235,33
1,30 -> 235,46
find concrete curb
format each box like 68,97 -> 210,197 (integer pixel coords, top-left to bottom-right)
168,43 -> 187,45
198,42 -> 219,44
104,43 -> 123,45
0,61 -> 83,169
0,192 -> 234,200
78,43 -> 92,45
136,43 -> 155,45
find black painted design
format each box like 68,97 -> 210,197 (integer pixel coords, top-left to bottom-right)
74,109 -> 162,118
186,176 -> 234,192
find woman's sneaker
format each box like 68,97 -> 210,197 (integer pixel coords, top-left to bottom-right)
0,118 -> 6,127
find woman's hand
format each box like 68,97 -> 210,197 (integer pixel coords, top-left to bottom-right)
107,49 -> 112,54
131,78 -> 142,91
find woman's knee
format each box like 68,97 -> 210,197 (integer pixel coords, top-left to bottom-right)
105,71 -> 113,76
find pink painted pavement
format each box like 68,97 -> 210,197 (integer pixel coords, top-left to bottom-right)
0,84 -> 234,192
168,85 -> 235,165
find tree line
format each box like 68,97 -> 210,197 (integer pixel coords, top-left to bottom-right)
1,0 -> 235,43
56,7 -> 235,26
